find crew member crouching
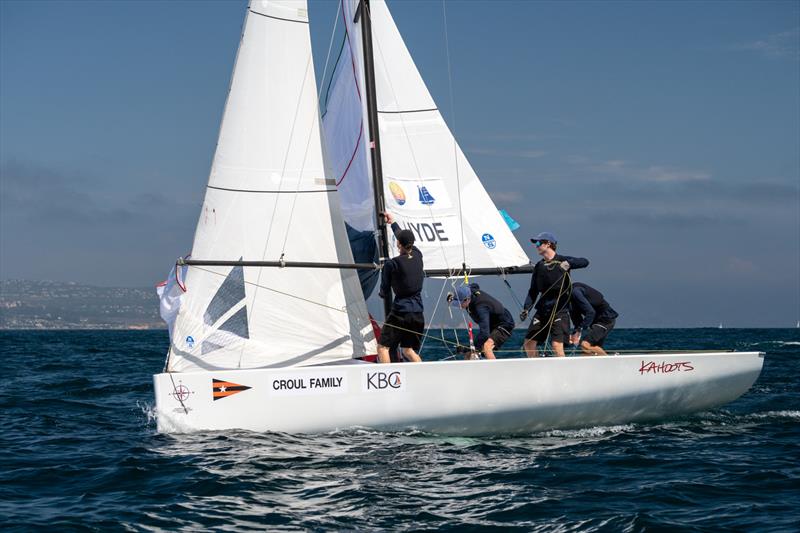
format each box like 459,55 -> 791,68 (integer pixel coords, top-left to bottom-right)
450,284 -> 515,360
568,282 -> 618,355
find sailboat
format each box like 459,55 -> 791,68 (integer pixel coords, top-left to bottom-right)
153,0 -> 764,435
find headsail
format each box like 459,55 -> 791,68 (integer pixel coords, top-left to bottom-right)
322,0 -> 530,276
166,0 -> 375,372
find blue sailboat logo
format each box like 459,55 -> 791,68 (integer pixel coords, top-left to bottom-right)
417,185 -> 435,205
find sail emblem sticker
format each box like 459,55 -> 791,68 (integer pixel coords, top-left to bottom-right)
363,369 -> 405,392
212,379 -> 252,401
417,185 -> 435,205
185,335 -> 195,349
389,182 -> 406,205
482,233 -> 496,249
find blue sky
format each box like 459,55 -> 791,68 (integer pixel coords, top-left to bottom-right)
1,0 -> 798,327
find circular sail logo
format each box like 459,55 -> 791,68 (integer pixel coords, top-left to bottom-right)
389,182 -> 406,205
482,233 -> 496,249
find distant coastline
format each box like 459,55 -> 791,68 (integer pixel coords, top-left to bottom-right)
1,279 -> 163,330
2,280 -> 797,330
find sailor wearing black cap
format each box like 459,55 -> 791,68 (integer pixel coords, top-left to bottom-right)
519,232 -> 589,357
568,282 -> 618,355
449,284 -> 515,360
377,212 -> 424,364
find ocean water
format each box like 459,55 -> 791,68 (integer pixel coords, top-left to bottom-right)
1,329 -> 798,531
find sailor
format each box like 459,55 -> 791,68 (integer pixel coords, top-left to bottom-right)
449,284 -> 515,360
519,232 -> 589,357
568,282 -> 619,355
376,212 -> 424,364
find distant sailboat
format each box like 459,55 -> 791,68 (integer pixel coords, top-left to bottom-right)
718,322 -> 723,329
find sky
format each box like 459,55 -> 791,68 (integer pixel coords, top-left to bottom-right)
1,0 -> 798,327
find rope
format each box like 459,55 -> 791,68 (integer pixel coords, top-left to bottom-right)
190,265 -> 350,314
441,0 -> 466,266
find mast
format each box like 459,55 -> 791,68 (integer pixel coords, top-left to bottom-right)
357,0 -> 392,319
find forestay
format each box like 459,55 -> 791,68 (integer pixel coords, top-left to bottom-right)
323,0 -> 530,274
166,0 -> 375,373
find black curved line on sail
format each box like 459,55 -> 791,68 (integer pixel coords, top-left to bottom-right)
377,108 -> 438,114
207,186 -> 336,194
248,9 -> 308,25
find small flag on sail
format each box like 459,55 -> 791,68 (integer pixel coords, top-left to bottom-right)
417,185 -> 435,205
498,209 -> 520,231
212,379 -> 252,401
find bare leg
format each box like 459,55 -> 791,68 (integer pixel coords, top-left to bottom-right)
482,339 -> 497,360
377,345 -> 391,364
401,347 -> 422,362
523,338 -> 539,358
552,341 -> 566,357
580,341 -> 607,355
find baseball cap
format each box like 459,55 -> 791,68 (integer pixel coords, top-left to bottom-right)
449,285 -> 472,306
531,231 -> 557,245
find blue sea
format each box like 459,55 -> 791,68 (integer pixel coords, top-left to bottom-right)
1,329 -> 798,531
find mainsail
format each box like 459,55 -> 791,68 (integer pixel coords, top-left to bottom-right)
166,0 -> 375,372
323,0 -> 530,276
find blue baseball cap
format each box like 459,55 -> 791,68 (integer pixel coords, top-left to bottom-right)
450,285 -> 472,306
531,231 -> 557,245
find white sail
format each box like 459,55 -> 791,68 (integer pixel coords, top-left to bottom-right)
321,0 -> 374,232
323,0 -> 530,273
167,0 -> 375,372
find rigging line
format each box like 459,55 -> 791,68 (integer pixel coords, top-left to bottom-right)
419,276 -> 452,354
190,265 -> 350,314
502,275 -> 525,311
442,0 -> 466,267
244,50 -> 315,367
256,50 -> 313,272
280,0 -> 344,256
320,5 -> 346,118
369,14 -> 454,275
317,0 -> 342,103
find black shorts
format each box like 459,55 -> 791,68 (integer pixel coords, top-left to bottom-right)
583,319 -> 615,347
489,325 -> 513,350
525,310 -> 569,344
379,312 -> 424,351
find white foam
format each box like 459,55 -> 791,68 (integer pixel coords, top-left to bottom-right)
748,410 -> 800,420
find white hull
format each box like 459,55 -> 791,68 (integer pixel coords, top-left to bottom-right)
154,352 -> 764,435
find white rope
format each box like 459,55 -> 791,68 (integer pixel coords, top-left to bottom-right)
441,0 -> 466,267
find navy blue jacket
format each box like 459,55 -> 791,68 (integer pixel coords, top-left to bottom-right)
379,223 -> 424,314
569,282 -> 618,333
465,285 -> 515,347
523,254 -> 589,316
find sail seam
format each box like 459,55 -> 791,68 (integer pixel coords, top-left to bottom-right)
377,108 -> 438,114
248,9 -> 308,25
207,186 -> 335,194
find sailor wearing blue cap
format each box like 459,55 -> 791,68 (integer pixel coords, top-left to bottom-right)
519,232 -> 589,357
449,283 -> 515,360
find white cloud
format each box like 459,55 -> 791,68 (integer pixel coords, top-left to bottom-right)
587,159 -> 711,182
467,147 -> 548,159
731,28 -> 800,60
